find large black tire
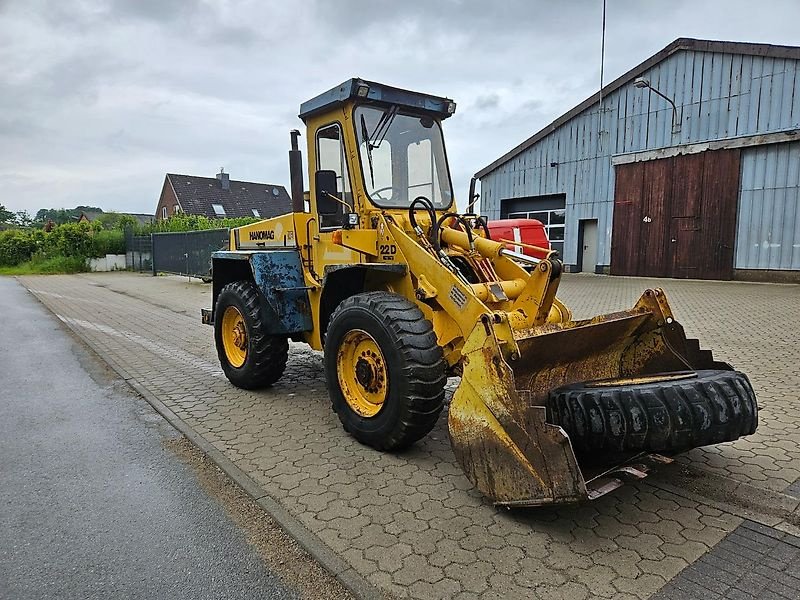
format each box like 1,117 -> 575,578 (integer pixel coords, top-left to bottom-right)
214,281 -> 288,390
547,370 -> 758,455
324,292 -> 446,451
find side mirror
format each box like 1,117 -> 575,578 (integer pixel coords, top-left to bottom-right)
315,170 -> 339,215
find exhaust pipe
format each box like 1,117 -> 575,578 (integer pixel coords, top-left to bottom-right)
289,129 -> 305,213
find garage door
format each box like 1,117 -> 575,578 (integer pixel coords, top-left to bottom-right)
611,149 -> 740,280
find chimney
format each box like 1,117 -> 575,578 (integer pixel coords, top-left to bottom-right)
216,167 -> 230,191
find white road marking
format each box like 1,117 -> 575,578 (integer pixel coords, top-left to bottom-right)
55,314 -> 224,379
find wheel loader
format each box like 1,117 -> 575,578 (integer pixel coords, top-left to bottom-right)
202,78 -> 758,506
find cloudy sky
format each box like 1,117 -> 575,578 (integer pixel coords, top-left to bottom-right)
2,0 -> 800,215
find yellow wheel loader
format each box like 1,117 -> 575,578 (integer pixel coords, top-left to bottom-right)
203,79 -> 758,506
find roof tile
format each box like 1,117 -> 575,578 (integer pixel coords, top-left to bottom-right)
166,174 -> 292,219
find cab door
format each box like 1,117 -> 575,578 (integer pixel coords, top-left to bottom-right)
310,122 -> 357,271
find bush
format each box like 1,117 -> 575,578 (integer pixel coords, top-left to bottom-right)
140,213 -> 260,234
0,222 -> 124,268
0,229 -> 40,266
47,222 -> 98,257
0,253 -> 88,275
93,229 -> 125,255
95,212 -> 138,231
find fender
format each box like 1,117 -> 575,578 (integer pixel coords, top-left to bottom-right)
205,250 -> 313,335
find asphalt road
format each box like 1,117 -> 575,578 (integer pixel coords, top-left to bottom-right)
0,277 -> 300,600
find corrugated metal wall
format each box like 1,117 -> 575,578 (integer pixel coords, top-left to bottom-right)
737,141 -> 800,269
480,49 -> 800,269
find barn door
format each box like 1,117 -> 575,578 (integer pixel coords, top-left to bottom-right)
669,153 -> 704,279
611,149 -> 740,280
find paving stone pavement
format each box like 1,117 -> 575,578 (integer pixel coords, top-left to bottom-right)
651,520 -> 800,599
16,273 -> 800,600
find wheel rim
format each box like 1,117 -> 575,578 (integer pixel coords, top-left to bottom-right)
221,305 -> 248,368
336,329 -> 388,417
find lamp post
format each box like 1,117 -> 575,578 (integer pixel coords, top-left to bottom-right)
634,77 -> 682,134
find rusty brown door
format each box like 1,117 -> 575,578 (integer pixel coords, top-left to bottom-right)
611,149 -> 740,280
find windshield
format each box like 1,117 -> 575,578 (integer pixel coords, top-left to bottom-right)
354,106 -> 453,209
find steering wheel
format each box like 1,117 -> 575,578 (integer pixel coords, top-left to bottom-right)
369,186 -> 395,201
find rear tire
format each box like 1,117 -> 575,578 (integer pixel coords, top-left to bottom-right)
324,292 -> 446,450
214,281 -> 288,390
547,370 -> 758,454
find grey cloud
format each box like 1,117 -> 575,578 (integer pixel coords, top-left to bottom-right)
2,0 -> 800,214
473,93 -> 500,110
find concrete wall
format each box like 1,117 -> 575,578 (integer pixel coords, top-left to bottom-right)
480,48 -> 800,271
87,254 -> 127,272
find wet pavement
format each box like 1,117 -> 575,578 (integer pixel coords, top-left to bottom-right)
0,277 -> 347,600
13,271 -> 800,600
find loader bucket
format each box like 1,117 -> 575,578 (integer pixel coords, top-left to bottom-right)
448,289 -> 729,506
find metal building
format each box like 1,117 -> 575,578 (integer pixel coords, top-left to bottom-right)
475,38 -> 800,281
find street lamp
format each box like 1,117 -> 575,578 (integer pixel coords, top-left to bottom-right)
634,76 -> 682,134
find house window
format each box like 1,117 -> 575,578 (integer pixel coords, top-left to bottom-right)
211,204 -> 226,216
173,204 -> 180,215
162,206 -> 167,219
251,209 -> 260,217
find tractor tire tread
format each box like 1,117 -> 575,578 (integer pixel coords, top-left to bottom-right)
325,291 -> 446,451
215,280 -> 288,390
546,369 -> 758,454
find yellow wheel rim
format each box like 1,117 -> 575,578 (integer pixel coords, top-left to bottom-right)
221,305 -> 248,368
336,329 -> 388,418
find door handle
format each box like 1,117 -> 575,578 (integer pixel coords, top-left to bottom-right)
671,238 -> 676,243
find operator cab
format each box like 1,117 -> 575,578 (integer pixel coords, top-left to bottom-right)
299,78 -> 458,228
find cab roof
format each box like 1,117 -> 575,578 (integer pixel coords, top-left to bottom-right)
298,78 -> 456,122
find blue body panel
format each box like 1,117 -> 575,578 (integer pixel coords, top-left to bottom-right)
212,250 -> 312,335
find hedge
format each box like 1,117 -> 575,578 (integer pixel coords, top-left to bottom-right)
0,222 -> 125,267
137,213 -> 261,234
0,214 -> 264,267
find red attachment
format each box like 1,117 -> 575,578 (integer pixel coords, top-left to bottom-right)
486,219 -> 550,259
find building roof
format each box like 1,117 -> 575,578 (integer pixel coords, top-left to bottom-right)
475,38 -> 800,179
166,174 -> 292,219
126,213 -> 155,226
76,210 -> 102,222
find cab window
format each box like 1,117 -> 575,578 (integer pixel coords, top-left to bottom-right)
316,123 -> 351,229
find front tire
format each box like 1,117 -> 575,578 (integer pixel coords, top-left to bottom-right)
324,292 -> 446,450
214,280 -> 288,389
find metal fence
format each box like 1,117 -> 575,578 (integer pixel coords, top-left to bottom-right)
125,229 -> 153,273
151,228 -> 229,279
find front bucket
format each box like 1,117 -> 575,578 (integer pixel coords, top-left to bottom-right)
448,289 -> 728,506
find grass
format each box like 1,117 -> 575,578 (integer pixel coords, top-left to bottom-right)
0,255 -> 89,275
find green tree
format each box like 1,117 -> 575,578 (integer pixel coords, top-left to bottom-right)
33,206 -> 103,225
0,204 -> 14,224
15,210 -> 33,227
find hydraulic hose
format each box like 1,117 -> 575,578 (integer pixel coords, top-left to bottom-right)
432,212 -> 474,253
408,196 -> 436,235
474,215 -> 491,240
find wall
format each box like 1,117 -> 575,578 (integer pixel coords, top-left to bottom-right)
480,48 -> 800,269
736,141 -> 800,270
155,177 -> 180,221
86,254 -> 127,272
